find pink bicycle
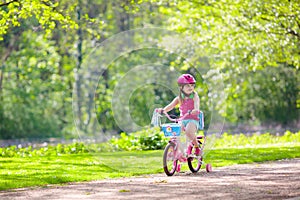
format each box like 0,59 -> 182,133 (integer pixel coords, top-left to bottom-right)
156,109 -> 212,176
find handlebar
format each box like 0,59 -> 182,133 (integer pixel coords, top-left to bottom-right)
155,109 -> 200,123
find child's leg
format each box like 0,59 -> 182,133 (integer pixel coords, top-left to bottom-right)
179,125 -> 187,153
185,122 -> 198,147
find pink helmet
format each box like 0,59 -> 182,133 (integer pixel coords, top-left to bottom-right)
177,74 -> 196,85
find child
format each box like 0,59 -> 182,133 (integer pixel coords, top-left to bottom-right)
158,74 -> 200,156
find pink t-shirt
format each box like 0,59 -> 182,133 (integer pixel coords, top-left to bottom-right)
179,98 -> 199,121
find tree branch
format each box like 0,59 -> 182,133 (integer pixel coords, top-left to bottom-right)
0,0 -> 19,7
287,29 -> 300,39
279,21 -> 300,39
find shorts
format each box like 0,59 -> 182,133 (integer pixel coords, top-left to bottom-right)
181,119 -> 199,130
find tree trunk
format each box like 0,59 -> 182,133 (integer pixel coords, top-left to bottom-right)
74,0 -> 83,130
0,66 -> 3,94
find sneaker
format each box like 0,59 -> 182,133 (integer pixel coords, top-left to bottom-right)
194,147 -> 200,156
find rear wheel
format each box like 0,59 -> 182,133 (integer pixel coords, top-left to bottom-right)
163,142 -> 177,176
187,146 -> 202,173
188,156 -> 202,173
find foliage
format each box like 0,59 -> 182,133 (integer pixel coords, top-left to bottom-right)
0,127 -> 167,157
156,0 -> 300,69
0,142 -> 115,158
230,66 -> 299,124
109,127 -> 168,151
213,130 -> 300,148
0,0 -> 299,140
0,0 -> 77,40
2,130 -> 300,158
94,49 -> 208,132
0,0 -> 168,139
1,30 -> 73,139
154,0 -> 300,124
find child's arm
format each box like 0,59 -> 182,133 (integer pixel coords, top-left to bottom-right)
159,97 -> 179,113
191,92 -> 200,114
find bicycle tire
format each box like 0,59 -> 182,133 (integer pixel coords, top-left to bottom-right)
187,147 -> 202,173
163,142 -> 177,176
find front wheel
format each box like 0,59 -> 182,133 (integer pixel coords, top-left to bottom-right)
163,142 -> 177,176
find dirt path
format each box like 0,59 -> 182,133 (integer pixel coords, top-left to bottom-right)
1,159 -> 300,200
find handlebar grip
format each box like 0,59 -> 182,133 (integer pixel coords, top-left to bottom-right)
155,108 -> 164,115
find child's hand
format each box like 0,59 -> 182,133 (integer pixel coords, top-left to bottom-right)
189,109 -> 200,115
156,108 -> 164,114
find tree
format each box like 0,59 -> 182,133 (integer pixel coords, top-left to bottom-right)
155,0 -> 300,125
0,0 -> 169,138
0,0 -> 77,40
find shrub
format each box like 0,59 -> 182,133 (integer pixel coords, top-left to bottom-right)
109,127 -> 168,151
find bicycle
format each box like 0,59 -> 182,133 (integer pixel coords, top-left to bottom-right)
155,109 -> 212,176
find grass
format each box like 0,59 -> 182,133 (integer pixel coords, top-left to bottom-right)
1,144 -> 300,191
0,151 -> 163,190
206,145 -> 300,166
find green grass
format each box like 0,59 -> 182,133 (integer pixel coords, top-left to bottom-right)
206,145 -> 300,166
0,150 -> 163,190
1,145 -> 300,191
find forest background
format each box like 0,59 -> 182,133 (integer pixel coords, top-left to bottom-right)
0,0 -> 299,142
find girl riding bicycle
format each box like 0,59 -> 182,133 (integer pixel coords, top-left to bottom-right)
158,74 -> 201,157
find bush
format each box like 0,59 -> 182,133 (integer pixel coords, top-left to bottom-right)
213,130 -> 300,148
0,142 -> 116,158
109,127 -> 168,151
